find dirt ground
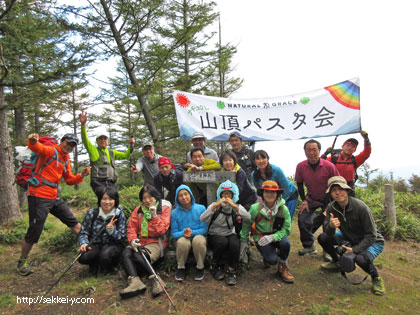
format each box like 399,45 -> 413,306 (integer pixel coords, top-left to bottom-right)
1,221 -> 420,315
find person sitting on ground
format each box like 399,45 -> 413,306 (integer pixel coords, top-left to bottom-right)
131,143 -> 162,187
79,110 -> 134,195
240,180 -> 294,283
186,130 -> 219,163
252,150 -> 298,219
321,131 -> 371,192
119,185 -> 171,299
228,131 -> 256,182
18,133 -> 91,276
153,156 -> 183,207
78,187 -> 126,276
318,176 -> 386,295
171,185 -> 208,282
185,147 -> 220,206
220,150 -> 257,210
200,180 -> 250,285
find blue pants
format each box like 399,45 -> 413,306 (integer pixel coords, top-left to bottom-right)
286,197 -> 298,220
257,237 -> 290,264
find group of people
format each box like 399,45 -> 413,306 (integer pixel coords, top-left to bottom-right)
17,110 -> 386,299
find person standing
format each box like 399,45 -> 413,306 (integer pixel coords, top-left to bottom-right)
131,143 -> 162,187
295,139 -> 339,257
18,133 -> 91,276
321,131 -> 371,191
186,131 -> 219,163
79,110 -> 134,195
228,131 -> 256,182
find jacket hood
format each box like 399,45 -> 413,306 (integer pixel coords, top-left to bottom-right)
175,184 -> 196,209
217,180 -> 239,203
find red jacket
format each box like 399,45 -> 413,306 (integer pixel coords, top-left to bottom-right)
327,141 -> 371,182
27,140 -> 84,199
127,200 -> 171,247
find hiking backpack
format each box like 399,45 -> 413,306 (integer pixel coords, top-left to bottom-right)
331,152 -> 359,182
15,136 -> 69,191
208,207 -> 242,235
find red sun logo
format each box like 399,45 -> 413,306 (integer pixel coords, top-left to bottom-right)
176,93 -> 190,108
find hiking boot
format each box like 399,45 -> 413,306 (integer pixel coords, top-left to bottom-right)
17,258 -> 32,276
298,244 -> 317,256
321,260 -> 341,271
149,275 -> 166,297
119,276 -> 146,299
194,268 -> 205,281
372,277 -> 386,295
213,267 -> 225,281
278,262 -> 294,283
322,250 -> 332,262
175,268 -> 186,281
225,270 -> 237,285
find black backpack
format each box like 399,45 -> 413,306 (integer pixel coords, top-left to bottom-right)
208,207 -> 242,235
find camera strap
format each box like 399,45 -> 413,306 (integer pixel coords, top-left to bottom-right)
341,271 -> 368,285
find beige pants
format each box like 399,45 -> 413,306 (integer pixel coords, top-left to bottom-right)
144,243 -> 161,264
176,235 -> 207,269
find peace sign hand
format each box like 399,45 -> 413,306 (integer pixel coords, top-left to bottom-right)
106,216 -> 118,229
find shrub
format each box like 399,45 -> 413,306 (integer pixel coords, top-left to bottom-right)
42,229 -> 78,253
0,220 -> 28,244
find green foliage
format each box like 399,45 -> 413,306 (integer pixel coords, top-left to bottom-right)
305,304 -> 330,315
0,293 -> 16,310
119,185 -> 143,219
60,181 -> 97,210
41,229 -> 78,253
0,219 -> 28,244
408,174 -> 420,194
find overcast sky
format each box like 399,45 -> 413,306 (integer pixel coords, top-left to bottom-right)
214,0 -> 420,178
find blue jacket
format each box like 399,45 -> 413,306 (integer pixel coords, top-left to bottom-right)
252,164 -> 297,201
171,185 -> 208,239
78,206 -> 126,246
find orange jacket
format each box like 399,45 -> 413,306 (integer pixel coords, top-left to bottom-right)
27,140 -> 84,199
127,200 -> 171,247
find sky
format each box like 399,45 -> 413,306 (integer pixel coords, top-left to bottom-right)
88,0 -> 420,180
211,0 -> 420,179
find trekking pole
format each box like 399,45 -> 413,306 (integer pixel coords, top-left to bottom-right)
44,221 -> 109,296
331,135 -> 338,152
135,246 -> 177,312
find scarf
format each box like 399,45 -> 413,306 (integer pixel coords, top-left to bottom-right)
140,202 -> 159,237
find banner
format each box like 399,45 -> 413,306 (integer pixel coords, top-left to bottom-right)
172,78 -> 360,142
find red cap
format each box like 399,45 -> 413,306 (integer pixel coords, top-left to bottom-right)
158,156 -> 175,169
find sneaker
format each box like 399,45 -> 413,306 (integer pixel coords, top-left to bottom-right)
320,261 -> 341,271
322,251 -> 332,262
298,244 -> 317,256
17,258 -> 32,276
193,268 -> 205,281
278,262 -> 294,283
213,267 -> 225,281
225,270 -> 237,285
175,268 -> 186,282
372,277 -> 386,295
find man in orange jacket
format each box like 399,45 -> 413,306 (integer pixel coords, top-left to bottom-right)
18,133 -> 91,276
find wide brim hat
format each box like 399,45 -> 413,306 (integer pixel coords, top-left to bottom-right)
326,176 -> 352,193
257,180 -> 284,197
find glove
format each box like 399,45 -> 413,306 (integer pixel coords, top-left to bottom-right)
322,147 -> 333,158
361,130 -> 370,145
257,234 -> 275,246
149,205 -> 157,217
131,238 -> 141,249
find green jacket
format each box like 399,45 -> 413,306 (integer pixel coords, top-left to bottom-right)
81,125 -> 132,181
240,198 -> 291,243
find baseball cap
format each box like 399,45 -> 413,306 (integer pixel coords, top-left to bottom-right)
142,143 -> 154,150
343,138 -> 358,148
229,131 -> 243,140
61,134 -> 79,145
191,131 -> 206,140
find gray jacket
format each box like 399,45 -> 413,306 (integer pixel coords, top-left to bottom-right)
136,153 -> 162,186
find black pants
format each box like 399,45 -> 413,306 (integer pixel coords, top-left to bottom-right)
121,247 -> 154,277
298,201 -> 326,248
317,232 -> 379,278
90,179 -> 116,196
78,244 -> 122,270
208,234 -> 240,269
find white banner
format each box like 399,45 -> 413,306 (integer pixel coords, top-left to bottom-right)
173,78 -> 361,141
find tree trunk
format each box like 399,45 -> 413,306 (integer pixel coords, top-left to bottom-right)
0,87 -> 22,225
